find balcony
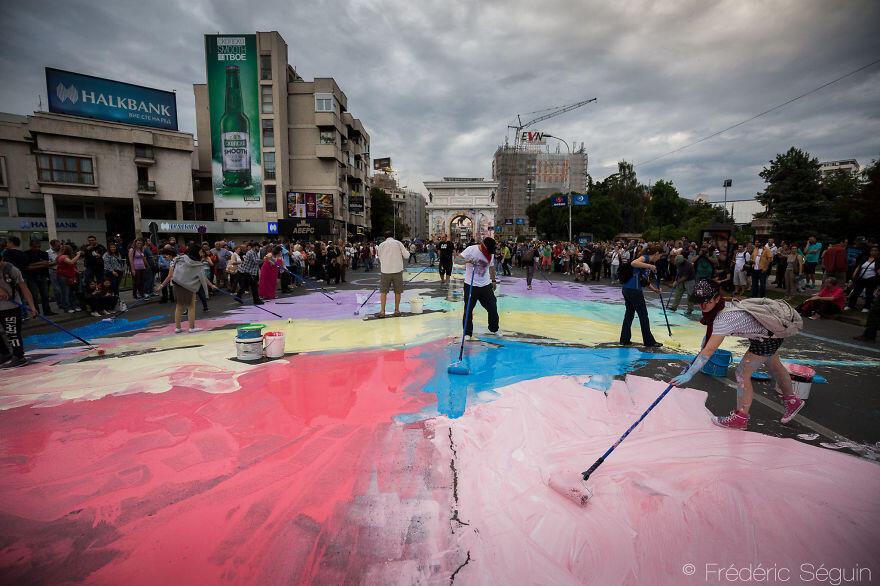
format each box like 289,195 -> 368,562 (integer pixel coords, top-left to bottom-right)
137,180 -> 157,195
134,146 -> 155,165
264,168 -> 276,180
316,143 -> 343,162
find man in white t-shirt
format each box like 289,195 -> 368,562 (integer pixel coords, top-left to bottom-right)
376,231 -> 410,317
455,237 -> 500,337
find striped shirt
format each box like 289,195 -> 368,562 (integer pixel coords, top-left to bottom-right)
240,249 -> 261,276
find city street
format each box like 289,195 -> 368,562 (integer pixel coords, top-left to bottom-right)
2,262 -> 878,583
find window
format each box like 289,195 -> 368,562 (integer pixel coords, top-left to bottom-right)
36,154 -> 94,185
16,197 -> 46,217
0,196 -> 8,217
263,152 -> 275,180
320,130 -> 335,145
0,157 -> 5,187
134,145 -> 154,159
315,93 -> 333,112
260,85 -> 273,114
260,55 -> 272,80
262,119 -> 274,147
265,185 -> 277,213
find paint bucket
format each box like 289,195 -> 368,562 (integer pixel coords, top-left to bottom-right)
237,324 -> 266,340
785,363 -> 815,400
409,297 -> 424,314
264,331 -> 286,358
701,349 -> 732,377
235,337 -> 264,361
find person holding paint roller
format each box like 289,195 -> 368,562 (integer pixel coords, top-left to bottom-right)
456,237 -> 500,338
672,279 -> 805,430
0,253 -> 37,368
161,243 -> 219,334
376,231 -> 410,317
618,244 -> 664,348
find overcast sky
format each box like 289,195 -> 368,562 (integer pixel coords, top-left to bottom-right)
2,0 -> 878,203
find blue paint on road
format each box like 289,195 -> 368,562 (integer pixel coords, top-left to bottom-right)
24,316 -> 165,348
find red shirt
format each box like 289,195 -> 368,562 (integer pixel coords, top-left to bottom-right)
824,245 -> 847,273
818,285 -> 846,310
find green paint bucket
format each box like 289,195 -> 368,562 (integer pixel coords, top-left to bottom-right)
237,324 -> 266,340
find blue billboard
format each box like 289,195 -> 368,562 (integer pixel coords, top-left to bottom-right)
46,68 -> 178,131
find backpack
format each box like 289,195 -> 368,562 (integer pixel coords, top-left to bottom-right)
725,298 -> 803,338
521,247 -> 536,264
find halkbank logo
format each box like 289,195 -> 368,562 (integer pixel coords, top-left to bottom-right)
56,83 -> 79,104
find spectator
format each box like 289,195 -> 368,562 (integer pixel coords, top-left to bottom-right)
236,242 -> 264,305
128,239 -> 148,299
102,242 -> 125,296
667,254 -> 695,316
82,235 -> 106,287
54,245 -> 82,312
804,236 -> 822,288
847,245 -> 878,312
23,239 -> 55,315
823,239 -> 848,284
797,277 -> 845,320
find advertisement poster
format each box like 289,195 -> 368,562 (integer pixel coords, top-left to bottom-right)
551,195 -> 568,207
46,68 -> 178,130
348,195 -> 364,214
305,193 -> 317,218
287,192 -> 307,218
205,34 -> 262,209
316,194 -> 334,218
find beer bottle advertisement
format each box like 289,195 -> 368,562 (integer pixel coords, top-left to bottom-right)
204,34 -> 262,209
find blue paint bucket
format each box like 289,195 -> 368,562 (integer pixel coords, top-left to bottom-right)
237,324 -> 266,340
701,349 -> 732,377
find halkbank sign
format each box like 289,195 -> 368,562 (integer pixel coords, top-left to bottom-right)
46,68 -> 178,130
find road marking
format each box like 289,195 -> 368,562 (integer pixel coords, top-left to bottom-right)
799,331 -> 880,354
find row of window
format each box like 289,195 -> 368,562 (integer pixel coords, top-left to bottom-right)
38,154 -> 94,185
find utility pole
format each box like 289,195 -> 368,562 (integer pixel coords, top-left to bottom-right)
723,179 -> 732,219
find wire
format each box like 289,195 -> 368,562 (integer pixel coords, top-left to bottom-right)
635,57 -> 880,168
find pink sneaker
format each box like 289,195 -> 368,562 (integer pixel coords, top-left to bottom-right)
712,410 -> 749,430
780,395 -> 804,423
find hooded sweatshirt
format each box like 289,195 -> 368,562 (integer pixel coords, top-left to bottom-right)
171,254 -> 210,294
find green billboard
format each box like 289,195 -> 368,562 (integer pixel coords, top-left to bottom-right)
205,34 -> 262,209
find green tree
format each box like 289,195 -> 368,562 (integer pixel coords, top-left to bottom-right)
605,161 -> 647,232
647,180 -> 688,238
756,147 -> 827,242
369,187 -> 394,236
824,166 -> 872,239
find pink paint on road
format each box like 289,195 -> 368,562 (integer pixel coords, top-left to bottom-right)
442,375 -> 880,584
0,347 -> 465,584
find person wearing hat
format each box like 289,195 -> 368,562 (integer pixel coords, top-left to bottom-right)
671,279 -> 804,430
667,254 -> 695,315
455,237 -> 500,338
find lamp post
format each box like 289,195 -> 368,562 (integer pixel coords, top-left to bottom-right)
723,179 -> 732,217
545,134 -> 572,241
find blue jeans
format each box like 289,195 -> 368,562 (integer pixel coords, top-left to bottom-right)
53,274 -> 76,310
751,269 -> 767,298
620,287 -> 657,345
25,274 -> 52,314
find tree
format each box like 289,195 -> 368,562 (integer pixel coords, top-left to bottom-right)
369,187 -> 394,236
824,165 -> 873,239
756,147 -> 827,242
647,180 -> 688,238
604,161 -> 647,232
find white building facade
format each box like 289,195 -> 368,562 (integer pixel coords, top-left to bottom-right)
423,177 -> 498,242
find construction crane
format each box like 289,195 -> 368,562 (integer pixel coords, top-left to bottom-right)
501,98 -> 596,239
507,97 -> 597,147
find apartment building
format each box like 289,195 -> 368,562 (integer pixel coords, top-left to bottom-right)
194,31 -> 371,242
372,172 -> 427,240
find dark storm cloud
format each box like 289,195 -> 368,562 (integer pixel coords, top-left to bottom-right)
2,0 -> 878,203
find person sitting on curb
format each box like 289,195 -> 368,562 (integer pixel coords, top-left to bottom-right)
671,279 -> 804,430
796,277 -> 845,320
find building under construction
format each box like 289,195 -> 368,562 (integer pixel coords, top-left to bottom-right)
491,142 -> 588,240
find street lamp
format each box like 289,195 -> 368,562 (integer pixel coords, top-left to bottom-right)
723,179 -> 732,215
544,134 -> 572,241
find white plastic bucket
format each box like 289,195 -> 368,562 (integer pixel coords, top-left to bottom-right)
409,297 -> 424,314
235,336 -> 264,361
785,363 -> 815,400
264,331 -> 286,358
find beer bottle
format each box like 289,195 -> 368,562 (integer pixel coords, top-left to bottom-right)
220,65 -> 251,188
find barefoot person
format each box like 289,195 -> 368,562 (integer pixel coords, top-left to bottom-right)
376,231 -> 409,317
671,279 -> 804,430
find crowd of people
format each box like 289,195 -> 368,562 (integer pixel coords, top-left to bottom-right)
0,230 -> 877,370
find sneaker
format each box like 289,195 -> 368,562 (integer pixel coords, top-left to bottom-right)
0,353 -> 12,366
643,341 -> 664,348
863,308 -> 870,313
780,395 -> 805,423
485,330 -> 503,337
102,310 -> 112,315
527,285 -> 532,290
712,410 -> 749,430
174,328 -> 184,334
90,311 -> 101,317
67,309 -> 76,313
189,327 -> 203,333
2,356 -> 29,369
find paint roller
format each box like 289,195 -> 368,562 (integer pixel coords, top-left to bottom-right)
548,353 -> 701,505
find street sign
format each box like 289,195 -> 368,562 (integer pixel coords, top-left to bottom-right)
551,195 -> 568,207
572,194 -> 588,205
267,221 -> 278,234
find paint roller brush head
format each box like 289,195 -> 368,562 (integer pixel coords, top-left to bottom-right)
447,364 -> 470,375
97,349 -> 105,356
548,469 -> 593,506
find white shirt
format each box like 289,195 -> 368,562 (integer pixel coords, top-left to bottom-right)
754,249 -> 762,270
460,245 -> 493,287
858,259 -> 877,280
377,237 -> 410,274
735,251 -> 749,271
